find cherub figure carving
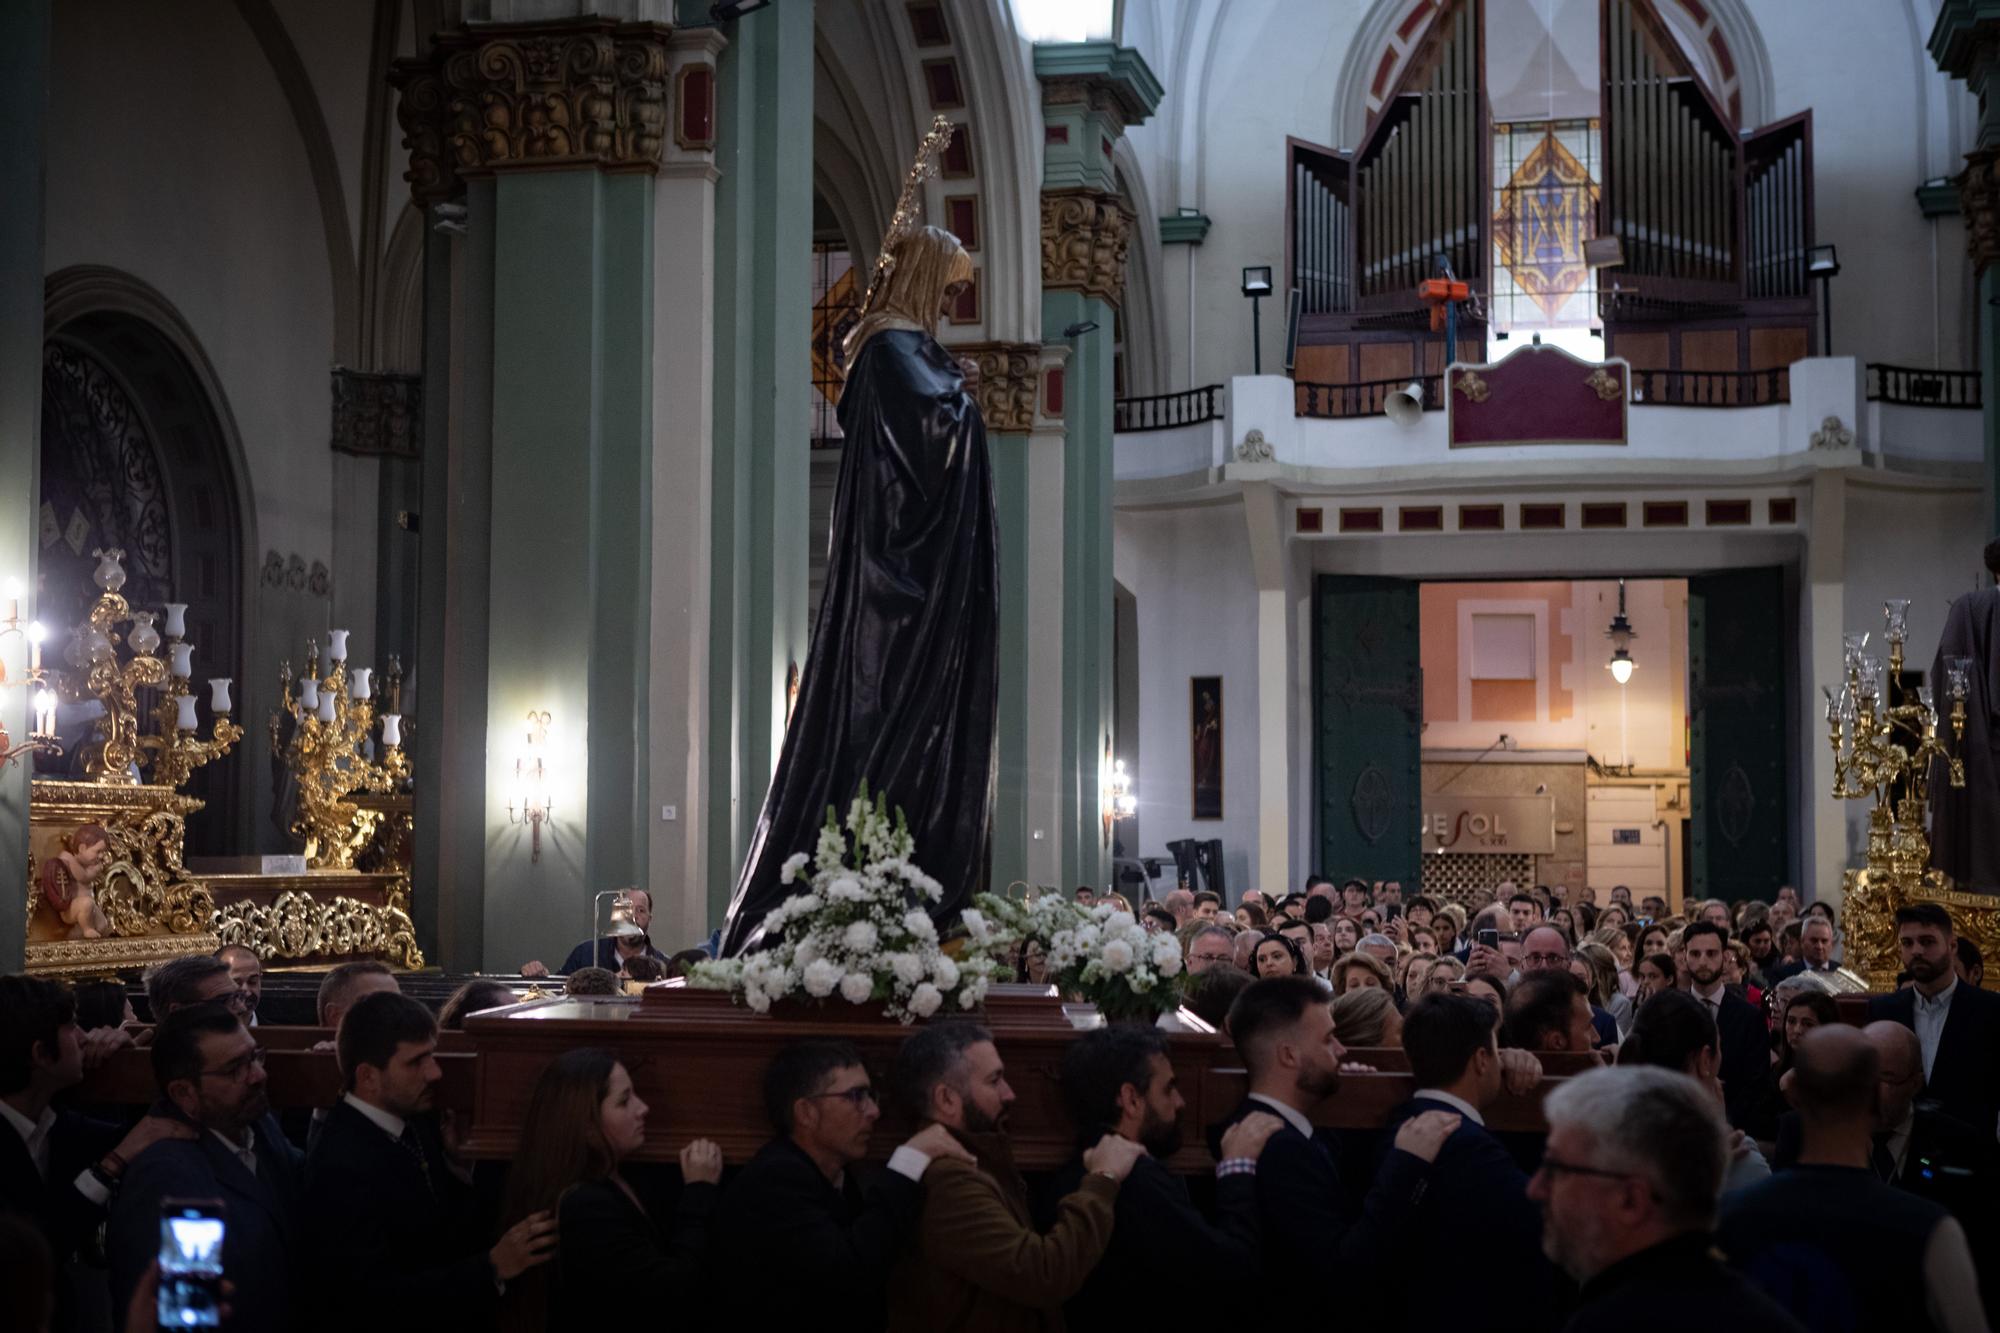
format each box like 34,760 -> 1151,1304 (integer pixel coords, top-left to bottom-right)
40,824 -> 112,939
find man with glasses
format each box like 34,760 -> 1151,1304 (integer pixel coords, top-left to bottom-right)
107,1002 -> 304,1331
1522,926 -> 1618,1049
714,1038 -> 969,1333
1527,1065 -> 1804,1332
1184,925 -> 1235,976
143,953 -> 245,1022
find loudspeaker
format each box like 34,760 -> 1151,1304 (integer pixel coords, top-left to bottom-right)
1384,380 -> 1426,426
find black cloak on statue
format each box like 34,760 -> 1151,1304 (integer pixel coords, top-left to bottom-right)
1930,586 -> 2000,893
720,326 -> 998,954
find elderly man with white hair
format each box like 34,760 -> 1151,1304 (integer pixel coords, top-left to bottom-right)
1527,1066 -> 1805,1332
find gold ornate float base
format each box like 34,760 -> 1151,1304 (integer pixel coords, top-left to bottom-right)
207,870 -> 424,970
26,779 -> 221,979
1842,866 -> 2000,991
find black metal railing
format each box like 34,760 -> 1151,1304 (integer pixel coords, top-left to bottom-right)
1629,367 -> 1789,407
1294,375 -> 1443,419
1112,384 -> 1225,433
1866,363 -> 1981,409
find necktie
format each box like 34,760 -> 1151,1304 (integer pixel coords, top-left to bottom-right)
398,1125 -> 438,1201
1871,1131 -> 1897,1183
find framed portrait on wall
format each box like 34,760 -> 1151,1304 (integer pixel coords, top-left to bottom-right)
1191,676 -> 1222,819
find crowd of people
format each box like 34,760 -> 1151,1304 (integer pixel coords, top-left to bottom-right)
2,873 -> 1996,1332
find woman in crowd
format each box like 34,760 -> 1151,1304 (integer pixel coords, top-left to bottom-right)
1458,971 -> 1507,1015
1407,925 -> 1441,957
1332,951 -> 1392,994
1436,903 -> 1468,953
1721,940 -> 1763,1011
1617,990 -> 1770,1192
1576,942 -> 1632,1036
1419,956 -> 1467,995
1014,937 -> 1050,985
1252,932 -> 1307,979
1404,895 -> 1438,933
1331,985 -> 1402,1049
1741,984 -> 1838,1144
1235,900 -> 1268,930
1636,921 -> 1671,961
499,1048 -> 722,1331
1598,903 -> 1629,932
1549,908 -> 1578,945
440,979 -> 520,1030
1589,925 -> 1638,999
1394,951 -> 1436,1002
1330,916 -> 1362,955
1633,951 -> 1676,1005
1571,901 -> 1599,935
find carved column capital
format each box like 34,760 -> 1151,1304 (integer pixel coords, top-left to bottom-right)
390,19 -> 673,205
1040,188 -> 1133,307
1961,148 -> 2000,275
951,342 -> 1041,433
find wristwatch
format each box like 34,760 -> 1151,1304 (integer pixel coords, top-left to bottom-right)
90,1150 -> 127,1192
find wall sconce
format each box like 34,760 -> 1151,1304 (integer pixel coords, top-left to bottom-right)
1100,753 -> 1136,847
1605,578 -> 1638,685
0,576 -> 62,769
508,709 -> 553,862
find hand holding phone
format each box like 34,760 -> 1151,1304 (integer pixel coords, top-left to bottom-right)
158,1198 -> 226,1329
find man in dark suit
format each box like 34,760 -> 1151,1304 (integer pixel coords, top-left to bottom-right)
1213,975 -> 1457,1323
106,1003 -> 304,1333
1383,992 -> 1567,1332
305,991 -> 556,1333
0,975 -> 194,1333
518,889 -> 671,977
1058,1026 -> 1281,1326
1764,916 -> 1839,985
712,1038 -> 968,1333
1868,903 -> 2000,1138
1681,921 -> 1768,1129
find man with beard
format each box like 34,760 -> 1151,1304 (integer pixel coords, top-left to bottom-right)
216,944 -> 264,1025
107,1003 -> 304,1331
887,1022 -> 1144,1332
1680,922 -> 1767,1129
1868,903 -> 2000,1137
1058,1028 -> 1283,1326
1214,976 -> 1459,1324
1527,1066 -> 1803,1333
306,992 -> 557,1332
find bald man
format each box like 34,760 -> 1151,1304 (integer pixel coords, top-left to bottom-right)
1720,1026 -> 1988,1333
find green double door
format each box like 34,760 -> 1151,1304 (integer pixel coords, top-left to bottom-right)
1314,569 -> 1791,900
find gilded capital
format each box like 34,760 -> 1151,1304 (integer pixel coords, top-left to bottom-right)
1040,188 -> 1133,307
390,20 -> 672,204
952,342 -> 1041,434
1960,147 -> 2000,275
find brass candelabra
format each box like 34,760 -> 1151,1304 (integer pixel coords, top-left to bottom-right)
272,634 -> 407,870
0,577 -> 60,768
59,549 -> 240,787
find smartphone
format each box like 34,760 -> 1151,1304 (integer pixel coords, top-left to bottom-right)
158,1198 -> 226,1329
1476,928 -> 1498,950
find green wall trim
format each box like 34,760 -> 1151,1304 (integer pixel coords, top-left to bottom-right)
1158,212 -> 1212,244
1030,42 -> 1164,121
991,431 -> 1031,891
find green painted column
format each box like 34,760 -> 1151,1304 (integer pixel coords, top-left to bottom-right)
0,0 -> 48,971
990,430 -> 1032,892
1985,265 -> 2000,536
1035,43 -> 1160,893
707,0 -> 813,925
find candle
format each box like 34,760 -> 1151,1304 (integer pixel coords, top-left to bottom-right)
208,677 -> 233,713
317,691 -> 337,723
169,642 -> 194,678
32,687 -> 56,736
163,603 -> 188,639
300,677 -> 320,711
175,694 -> 198,731
27,621 -> 42,672
349,667 -> 372,700
381,714 -> 402,747
328,629 -> 350,662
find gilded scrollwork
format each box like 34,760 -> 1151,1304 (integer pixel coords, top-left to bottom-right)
1843,867 -> 2000,991
1454,370 -> 1491,403
213,886 -> 424,971
1584,368 -> 1623,402
953,342 -> 1040,433
1040,189 -> 1134,307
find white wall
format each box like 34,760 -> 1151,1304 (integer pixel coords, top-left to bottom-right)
1114,501 -> 1265,898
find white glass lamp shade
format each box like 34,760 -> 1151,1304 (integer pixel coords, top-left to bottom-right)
381,713 -> 402,747
208,677 -> 233,713
327,629 -> 350,662
127,613 -> 161,656
317,691 -> 337,723
168,642 -> 195,678
300,677 -> 320,711
174,694 -> 199,731
349,667 -> 372,700
163,603 -> 188,638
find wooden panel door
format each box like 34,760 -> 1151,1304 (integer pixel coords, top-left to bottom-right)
1315,576 -> 1422,885
1688,567 -> 1790,902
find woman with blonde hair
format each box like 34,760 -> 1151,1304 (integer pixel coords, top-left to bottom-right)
1576,941 -> 1632,1036
1331,950 -> 1393,994
498,1049 -> 722,1330
1331,984 -> 1403,1048
1420,955 -> 1466,994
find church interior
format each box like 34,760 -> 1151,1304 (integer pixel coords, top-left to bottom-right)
4,1 -> 2000,1329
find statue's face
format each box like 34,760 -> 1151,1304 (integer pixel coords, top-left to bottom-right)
940,280 -> 967,318
72,836 -> 108,876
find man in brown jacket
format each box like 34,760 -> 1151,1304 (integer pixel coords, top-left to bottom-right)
886,1021 -> 1144,1333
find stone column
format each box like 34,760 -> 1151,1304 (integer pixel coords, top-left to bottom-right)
393,18 -> 676,968
704,0 -> 812,926
0,0 -> 48,970
1934,4 -> 2000,537
1035,43 -> 1160,892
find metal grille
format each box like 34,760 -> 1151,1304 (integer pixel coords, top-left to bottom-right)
1421,853 -> 1534,910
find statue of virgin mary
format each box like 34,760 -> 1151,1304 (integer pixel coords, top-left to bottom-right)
720,221 -> 999,954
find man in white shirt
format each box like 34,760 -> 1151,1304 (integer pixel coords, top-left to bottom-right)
1868,903 -> 2000,1139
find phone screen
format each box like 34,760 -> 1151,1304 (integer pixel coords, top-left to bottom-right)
158,1198 -> 226,1329
1476,928 -> 1498,950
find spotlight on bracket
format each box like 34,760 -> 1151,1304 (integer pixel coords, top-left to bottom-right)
1062,320 -> 1100,339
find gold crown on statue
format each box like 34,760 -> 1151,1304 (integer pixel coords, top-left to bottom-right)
857,114 -> 957,321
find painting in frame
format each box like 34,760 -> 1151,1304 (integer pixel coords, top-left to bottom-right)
1191,676 -> 1223,820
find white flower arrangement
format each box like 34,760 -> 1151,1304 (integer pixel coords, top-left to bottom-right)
971,891 -> 1185,1021
691,788 -> 1003,1023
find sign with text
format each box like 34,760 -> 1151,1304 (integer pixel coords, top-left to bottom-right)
1422,794 -> 1555,854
